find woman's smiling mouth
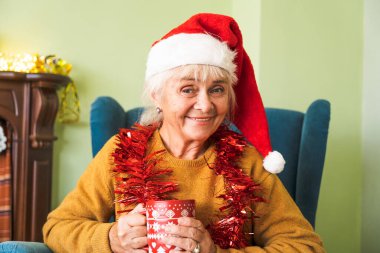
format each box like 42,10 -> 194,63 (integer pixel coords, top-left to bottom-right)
186,116 -> 214,122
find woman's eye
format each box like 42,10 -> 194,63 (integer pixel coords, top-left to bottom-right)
180,86 -> 197,96
210,86 -> 225,95
182,88 -> 193,93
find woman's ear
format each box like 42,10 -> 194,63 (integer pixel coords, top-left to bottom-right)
151,91 -> 160,107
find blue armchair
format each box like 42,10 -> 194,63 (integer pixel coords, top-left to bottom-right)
90,97 -> 330,227
0,97 -> 330,252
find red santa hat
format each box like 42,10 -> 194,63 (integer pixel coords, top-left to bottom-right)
145,13 -> 285,173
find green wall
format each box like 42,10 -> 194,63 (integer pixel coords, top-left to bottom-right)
0,1 -> 366,252
260,1 -> 363,253
362,0 -> 380,252
231,0 -> 261,80
0,0 -> 233,206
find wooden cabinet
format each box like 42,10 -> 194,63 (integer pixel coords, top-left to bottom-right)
0,72 -> 71,242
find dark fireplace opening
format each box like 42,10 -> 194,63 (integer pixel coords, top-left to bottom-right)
0,118 -> 12,242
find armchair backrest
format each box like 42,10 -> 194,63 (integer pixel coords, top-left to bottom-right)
266,100 -> 330,227
90,97 -> 330,227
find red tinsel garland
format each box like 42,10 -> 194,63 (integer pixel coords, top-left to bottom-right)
112,123 -> 178,212
112,124 -> 264,248
207,126 -> 265,248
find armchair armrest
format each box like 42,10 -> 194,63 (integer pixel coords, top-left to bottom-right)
0,241 -> 52,253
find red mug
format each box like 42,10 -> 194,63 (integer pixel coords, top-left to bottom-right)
146,199 -> 196,253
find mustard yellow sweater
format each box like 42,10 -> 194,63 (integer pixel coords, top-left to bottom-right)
43,130 -> 325,252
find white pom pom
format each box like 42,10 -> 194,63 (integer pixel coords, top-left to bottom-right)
263,151 -> 285,174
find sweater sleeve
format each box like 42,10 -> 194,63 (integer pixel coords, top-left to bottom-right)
43,137 -> 117,253
215,148 -> 325,253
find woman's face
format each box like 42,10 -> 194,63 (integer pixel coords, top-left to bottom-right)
157,72 -> 230,144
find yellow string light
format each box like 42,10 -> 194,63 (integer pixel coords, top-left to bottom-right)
0,53 -> 79,123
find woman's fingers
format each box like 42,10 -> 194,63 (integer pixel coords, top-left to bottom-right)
165,223 -> 203,242
117,214 -> 146,240
177,217 -> 206,231
163,217 -> 203,251
110,222 -> 147,252
118,204 -> 147,230
163,217 -> 216,253
112,204 -> 148,251
121,226 -> 147,244
130,203 -> 147,215
162,236 -> 198,252
164,217 -> 205,240
124,225 -> 147,238
120,229 -> 148,249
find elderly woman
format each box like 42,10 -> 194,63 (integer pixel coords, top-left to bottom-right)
43,13 -> 325,253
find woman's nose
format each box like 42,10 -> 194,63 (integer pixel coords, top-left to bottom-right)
194,91 -> 213,113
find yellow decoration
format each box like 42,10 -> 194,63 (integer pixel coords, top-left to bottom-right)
57,82 -> 80,123
0,52 -> 79,123
44,55 -> 72,75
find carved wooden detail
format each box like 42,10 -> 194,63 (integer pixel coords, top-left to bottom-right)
0,72 -> 71,242
30,83 -> 59,149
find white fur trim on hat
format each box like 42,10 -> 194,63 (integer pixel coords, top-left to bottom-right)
145,33 -> 236,80
263,151 -> 285,174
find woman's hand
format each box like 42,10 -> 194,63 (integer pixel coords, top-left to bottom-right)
109,204 -> 148,252
162,217 -> 216,253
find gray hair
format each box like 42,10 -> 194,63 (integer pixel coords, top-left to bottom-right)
139,64 -> 237,126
